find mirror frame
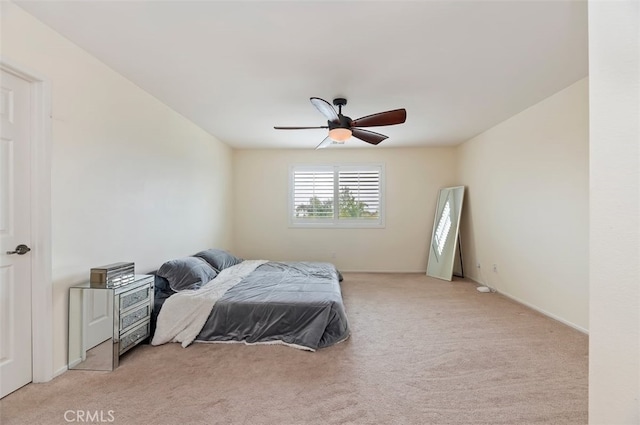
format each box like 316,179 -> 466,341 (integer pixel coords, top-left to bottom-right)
426,186 -> 465,281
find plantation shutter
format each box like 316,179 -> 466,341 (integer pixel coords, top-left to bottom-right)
338,169 -> 381,220
290,164 -> 384,227
292,169 -> 334,219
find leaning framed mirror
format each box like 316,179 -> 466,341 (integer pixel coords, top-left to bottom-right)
426,186 -> 465,281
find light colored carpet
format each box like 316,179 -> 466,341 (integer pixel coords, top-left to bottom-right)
0,273 -> 588,425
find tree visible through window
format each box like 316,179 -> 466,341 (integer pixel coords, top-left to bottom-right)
295,196 -> 333,218
290,164 -> 384,227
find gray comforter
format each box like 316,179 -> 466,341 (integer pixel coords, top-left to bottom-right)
156,262 -> 350,350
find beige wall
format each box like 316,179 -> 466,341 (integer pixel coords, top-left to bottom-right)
233,148 -> 457,272
588,1 -> 639,422
235,79 -> 590,333
456,78 -> 589,331
2,2 -> 234,373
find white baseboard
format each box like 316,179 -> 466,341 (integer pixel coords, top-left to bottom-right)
465,276 -> 588,334
341,269 -> 426,273
53,365 -> 68,378
498,290 -> 588,334
68,357 -> 82,369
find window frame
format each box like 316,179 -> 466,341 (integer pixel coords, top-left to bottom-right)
288,163 -> 385,228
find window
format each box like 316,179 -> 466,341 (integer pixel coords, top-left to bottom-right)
289,164 -> 385,228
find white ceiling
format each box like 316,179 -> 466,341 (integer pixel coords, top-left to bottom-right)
14,1 -> 588,149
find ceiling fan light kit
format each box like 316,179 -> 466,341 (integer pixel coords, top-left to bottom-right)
274,97 -> 406,149
328,128 -> 352,142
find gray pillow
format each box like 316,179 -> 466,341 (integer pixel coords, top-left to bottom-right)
193,249 -> 243,271
157,257 -> 218,292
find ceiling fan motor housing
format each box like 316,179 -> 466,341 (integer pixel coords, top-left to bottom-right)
328,115 -> 353,129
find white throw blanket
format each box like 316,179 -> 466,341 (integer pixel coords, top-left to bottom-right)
151,259 -> 268,347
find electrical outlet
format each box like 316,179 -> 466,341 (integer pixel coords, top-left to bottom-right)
476,262 -> 481,269
492,264 -> 498,273
331,252 -> 336,259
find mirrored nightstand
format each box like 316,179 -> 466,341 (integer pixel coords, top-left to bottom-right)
68,275 -> 154,371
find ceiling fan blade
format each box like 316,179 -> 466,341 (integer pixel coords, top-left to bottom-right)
274,126 -> 329,130
310,97 -> 339,122
315,136 -> 334,150
352,109 -> 407,127
351,128 -> 388,145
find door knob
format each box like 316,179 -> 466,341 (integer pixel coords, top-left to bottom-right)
6,244 -> 31,255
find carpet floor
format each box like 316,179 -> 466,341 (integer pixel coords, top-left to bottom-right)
0,273 -> 588,425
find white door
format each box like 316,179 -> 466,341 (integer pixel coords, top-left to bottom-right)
0,70 -> 33,398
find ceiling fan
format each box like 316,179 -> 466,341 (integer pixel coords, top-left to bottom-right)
274,97 -> 407,149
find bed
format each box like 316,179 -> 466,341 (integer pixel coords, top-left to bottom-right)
150,249 -> 350,351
